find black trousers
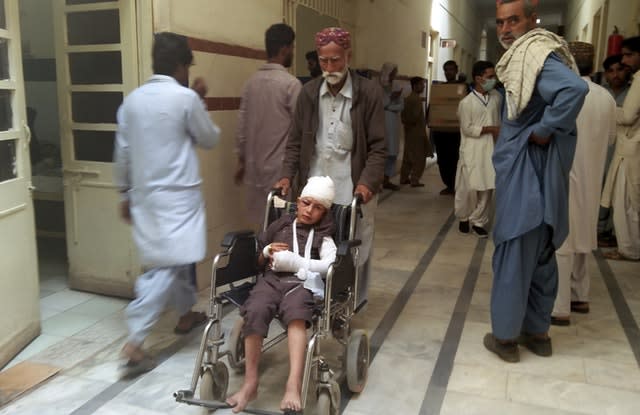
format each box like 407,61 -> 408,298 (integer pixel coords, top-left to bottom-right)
432,131 -> 461,190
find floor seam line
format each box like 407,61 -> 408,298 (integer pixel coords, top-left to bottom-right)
419,237 -> 488,415
593,249 -> 640,367
340,212 -> 456,412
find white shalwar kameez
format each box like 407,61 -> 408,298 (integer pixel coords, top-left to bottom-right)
454,89 -> 501,227
309,73 -> 376,306
553,77 -> 616,317
602,70 -> 640,260
114,75 -> 220,345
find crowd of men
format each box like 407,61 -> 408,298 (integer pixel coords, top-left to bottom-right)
111,0 -> 639,412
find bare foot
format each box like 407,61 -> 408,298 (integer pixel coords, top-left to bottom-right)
121,342 -> 145,362
280,381 -> 302,412
226,382 -> 258,413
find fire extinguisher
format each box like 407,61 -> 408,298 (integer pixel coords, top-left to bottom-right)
607,26 -> 624,57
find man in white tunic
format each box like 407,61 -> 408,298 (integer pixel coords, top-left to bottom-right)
551,42 -> 616,325
113,32 -> 220,375
602,36 -> 640,261
275,27 -> 386,308
235,23 -> 302,228
455,60 -> 501,238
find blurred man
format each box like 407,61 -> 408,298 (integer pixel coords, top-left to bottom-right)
380,62 -> 404,190
400,77 -> 433,187
598,54 -> 632,246
551,42 -> 616,326
603,54 -> 631,106
305,50 -> 322,78
485,0 -> 587,363
430,60 -> 463,195
601,36 -> 640,261
235,24 -> 302,228
114,32 -> 220,377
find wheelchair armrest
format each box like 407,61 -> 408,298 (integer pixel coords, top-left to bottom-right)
221,230 -> 256,248
337,239 -> 361,257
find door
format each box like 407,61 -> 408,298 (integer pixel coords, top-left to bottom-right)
53,0 -> 141,297
0,0 -> 40,367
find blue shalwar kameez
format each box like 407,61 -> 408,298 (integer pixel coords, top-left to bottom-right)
491,54 -> 588,340
114,75 -> 220,346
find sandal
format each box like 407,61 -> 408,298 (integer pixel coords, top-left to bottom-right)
602,250 -> 640,262
174,311 -> 207,334
119,355 -> 156,379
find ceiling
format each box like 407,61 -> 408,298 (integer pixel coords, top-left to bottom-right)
474,0 -> 568,28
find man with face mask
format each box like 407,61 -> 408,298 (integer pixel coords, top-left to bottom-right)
484,0 -> 588,363
275,27 -> 385,308
235,23 -> 302,229
455,60 -> 502,238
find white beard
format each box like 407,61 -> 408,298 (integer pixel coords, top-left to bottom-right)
323,67 -> 348,85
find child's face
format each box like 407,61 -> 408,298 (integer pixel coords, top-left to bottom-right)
297,197 -> 327,225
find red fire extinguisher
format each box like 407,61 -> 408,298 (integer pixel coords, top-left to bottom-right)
607,26 -> 624,57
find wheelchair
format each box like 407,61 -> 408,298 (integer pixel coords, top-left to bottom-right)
174,190 -> 371,414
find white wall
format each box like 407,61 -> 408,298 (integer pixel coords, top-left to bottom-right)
431,0 -> 484,82
566,0 -> 640,68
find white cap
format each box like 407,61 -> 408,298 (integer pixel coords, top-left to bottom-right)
300,176 -> 335,209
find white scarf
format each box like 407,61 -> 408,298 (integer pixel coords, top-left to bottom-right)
496,28 -> 578,120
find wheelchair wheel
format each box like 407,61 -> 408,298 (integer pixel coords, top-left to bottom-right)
345,329 -> 369,393
227,318 -> 245,372
315,389 -> 339,415
200,361 -> 229,402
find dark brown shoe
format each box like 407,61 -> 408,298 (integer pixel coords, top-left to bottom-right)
550,316 -> 570,326
483,333 -> 520,363
517,333 -> 552,357
570,301 -> 590,314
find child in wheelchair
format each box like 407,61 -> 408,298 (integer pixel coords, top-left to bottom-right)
226,176 -> 338,413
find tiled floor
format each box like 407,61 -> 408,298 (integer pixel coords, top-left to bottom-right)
2,162 -> 639,415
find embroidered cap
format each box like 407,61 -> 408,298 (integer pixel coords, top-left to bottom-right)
300,176 -> 335,209
315,27 -> 351,50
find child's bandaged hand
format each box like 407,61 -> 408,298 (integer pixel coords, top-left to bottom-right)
271,250 -> 304,272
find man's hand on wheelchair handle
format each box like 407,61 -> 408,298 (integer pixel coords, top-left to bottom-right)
354,184 -> 373,204
274,177 -> 291,196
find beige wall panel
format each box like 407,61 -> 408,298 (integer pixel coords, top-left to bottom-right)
191,52 -> 267,287
154,0 -> 282,49
352,0 -> 430,76
191,51 -> 263,97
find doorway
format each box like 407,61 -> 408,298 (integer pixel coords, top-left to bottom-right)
19,0 -> 68,296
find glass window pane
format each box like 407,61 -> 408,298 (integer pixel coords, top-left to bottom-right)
0,89 -> 12,131
0,139 -> 17,182
0,38 -> 9,80
71,92 -> 122,123
67,0 -> 113,4
0,0 -> 5,30
69,52 -> 122,84
73,130 -> 113,162
67,10 -> 120,45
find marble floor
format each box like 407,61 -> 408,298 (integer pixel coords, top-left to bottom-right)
2,162 -> 640,415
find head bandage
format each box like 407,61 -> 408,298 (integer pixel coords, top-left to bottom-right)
300,176 -> 335,209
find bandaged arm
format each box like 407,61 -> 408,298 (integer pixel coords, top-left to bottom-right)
271,237 -> 337,274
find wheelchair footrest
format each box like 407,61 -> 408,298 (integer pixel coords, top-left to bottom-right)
219,281 -> 255,307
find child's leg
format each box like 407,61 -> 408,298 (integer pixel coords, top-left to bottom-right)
281,320 -> 307,411
227,275 -> 280,413
227,334 -> 262,413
